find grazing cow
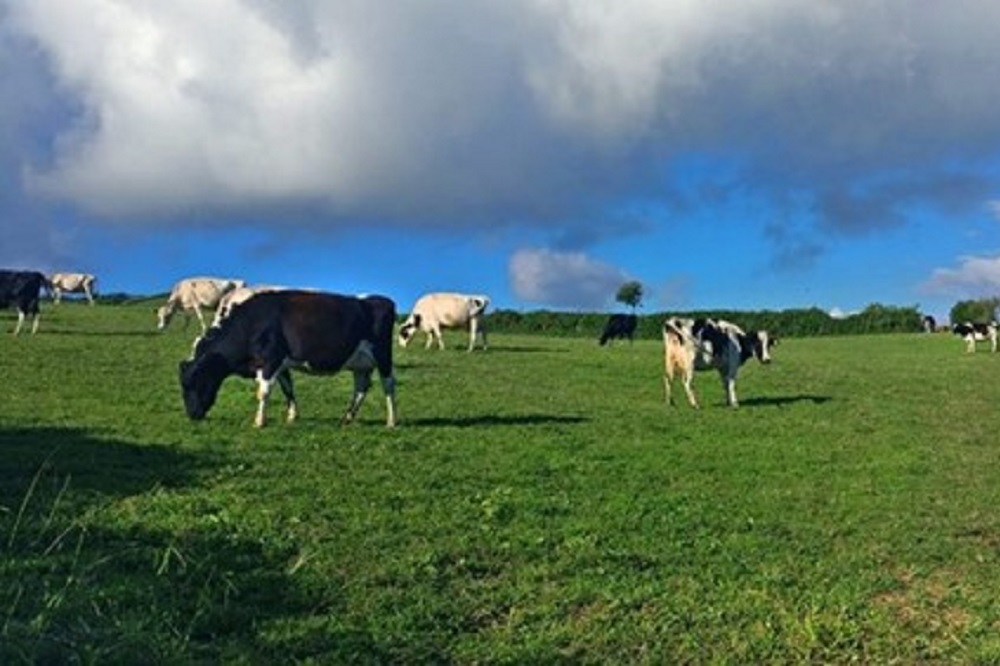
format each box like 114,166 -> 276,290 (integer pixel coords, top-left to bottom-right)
662,317 -> 774,408
952,321 -> 998,353
156,277 -> 246,332
179,290 -> 398,428
922,315 -> 936,334
398,292 -> 490,351
599,313 -> 638,345
50,272 -> 97,305
211,284 -> 288,327
0,270 -> 49,335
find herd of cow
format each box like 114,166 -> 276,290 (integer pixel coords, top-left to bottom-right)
3,268 -> 997,428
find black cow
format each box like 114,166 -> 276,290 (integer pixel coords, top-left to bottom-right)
179,290 -> 398,427
599,313 -> 638,345
952,321 -> 997,353
0,270 -> 49,335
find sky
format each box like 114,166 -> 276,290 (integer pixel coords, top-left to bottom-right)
4,1 -> 1000,322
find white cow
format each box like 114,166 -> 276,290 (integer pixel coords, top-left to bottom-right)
50,272 -> 97,305
156,277 -> 246,332
211,284 -> 288,327
398,292 -> 490,351
663,317 -> 774,408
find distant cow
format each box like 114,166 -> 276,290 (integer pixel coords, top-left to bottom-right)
599,314 -> 638,345
398,292 -> 490,351
952,321 -> 997,353
156,277 -> 246,332
50,272 -> 97,305
211,284 -> 288,327
921,315 -> 936,334
0,270 -> 49,335
179,290 -> 398,428
663,317 -> 774,408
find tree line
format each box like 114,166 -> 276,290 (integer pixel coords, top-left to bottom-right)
486,303 -> 927,339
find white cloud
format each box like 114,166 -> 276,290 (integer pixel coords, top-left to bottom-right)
3,0 -> 1000,237
509,247 -> 628,309
921,255 -> 1000,297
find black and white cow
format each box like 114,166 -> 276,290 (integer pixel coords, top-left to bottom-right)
952,321 -> 998,353
662,317 -> 774,408
179,290 -> 398,427
0,270 -> 49,335
599,313 -> 638,345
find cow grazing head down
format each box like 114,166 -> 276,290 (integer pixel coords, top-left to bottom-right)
398,292 -> 489,351
178,290 -> 398,427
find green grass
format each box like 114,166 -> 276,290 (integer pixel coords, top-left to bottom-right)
2,302 -> 1000,663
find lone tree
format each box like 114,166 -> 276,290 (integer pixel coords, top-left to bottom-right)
615,281 -> 644,311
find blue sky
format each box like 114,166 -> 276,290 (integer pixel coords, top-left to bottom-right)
4,1 -> 1000,323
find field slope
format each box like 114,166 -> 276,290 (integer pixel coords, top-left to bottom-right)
2,302 -> 999,662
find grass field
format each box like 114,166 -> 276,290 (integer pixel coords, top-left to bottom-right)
2,301 -> 1000,663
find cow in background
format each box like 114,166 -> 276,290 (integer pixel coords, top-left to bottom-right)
952,321 -> 997,353
212,284 -> 290,327
179,290 -> 398,428
921,315 -> 936,334
663,317 -> 774,409
398,293 -> 490,351
0,270 -> 49,335
599,314 -> 638,345
50,272 -> 97,305
156,277 -> 246,332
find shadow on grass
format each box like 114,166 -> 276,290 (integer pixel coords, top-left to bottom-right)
739,394 -> 833,407
0,426 -> 389,663
406,414 -> 589,428
40,329 -> 161,337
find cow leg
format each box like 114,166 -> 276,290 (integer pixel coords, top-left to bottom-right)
663,361 -> 674,405
681,369 -> 700,409
30,312 -> 39,335
255,368 -> 297,427
195,307 -> 208,332
341,370 -> 372,425
433,326 -> 445,350
254,369 -> 272,427
13,310 -> 25,335
467,318 -> 478,352
381,375 -> 398,428
276,371 -> 298,423
84,285 -> 94,305
721,373 -> 738,407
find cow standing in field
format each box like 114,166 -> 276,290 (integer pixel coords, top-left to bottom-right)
50,272 -> 97,305
0,270 -> 49,335
398,292 -> 490,351
599,314 -> 638,345
179,290 -> 398,428
952,321 -> 998,353
662,317 -> 774,408
156,277 -> 246,332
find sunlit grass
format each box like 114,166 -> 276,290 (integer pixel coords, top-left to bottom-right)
1,302 -> 999,662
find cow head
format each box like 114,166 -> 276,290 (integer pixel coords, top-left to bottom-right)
178,353 -> 230,420
751,331 -> 775,364
397,314 -> 421,347
156,304 -> 175,330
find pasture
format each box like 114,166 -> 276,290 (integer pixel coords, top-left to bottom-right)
2,302 -> 999,663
